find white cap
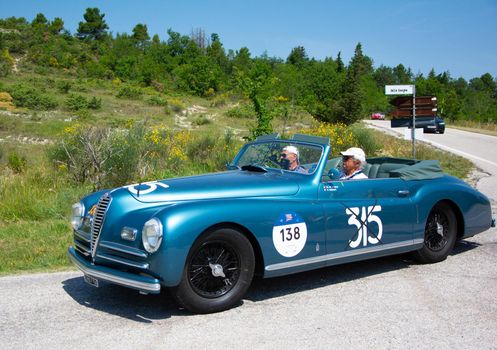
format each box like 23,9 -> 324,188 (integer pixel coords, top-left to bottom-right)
283,145 -> 299,157
340,147 -> 366,163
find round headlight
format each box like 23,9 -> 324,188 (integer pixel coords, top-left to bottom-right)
142,218 -> 163,253
71,202 -> 85,230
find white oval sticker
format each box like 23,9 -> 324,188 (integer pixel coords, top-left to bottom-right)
272,212 -> 307,257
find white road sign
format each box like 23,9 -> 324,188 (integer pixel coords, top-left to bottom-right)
385,85 -> 415,95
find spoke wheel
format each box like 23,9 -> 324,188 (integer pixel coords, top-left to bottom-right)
413,203 -> 457,264
425,211 -> 450,252
170,228 -> 255,314
188,241 -> 241,298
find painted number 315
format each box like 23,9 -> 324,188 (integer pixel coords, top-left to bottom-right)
346,206 -> 383,248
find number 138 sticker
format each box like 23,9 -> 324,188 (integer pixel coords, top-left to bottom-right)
272,212 -> 308,257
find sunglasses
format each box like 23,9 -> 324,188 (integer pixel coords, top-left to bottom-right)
280,153 -> 288,158
342,156 -> 352,161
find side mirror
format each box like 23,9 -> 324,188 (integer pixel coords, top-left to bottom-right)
226,161 -> 240,170
328,167 -> 341,180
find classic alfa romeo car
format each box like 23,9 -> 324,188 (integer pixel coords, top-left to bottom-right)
68,133 -> 494,313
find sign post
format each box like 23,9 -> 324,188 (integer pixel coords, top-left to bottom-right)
385,84 -> 417,158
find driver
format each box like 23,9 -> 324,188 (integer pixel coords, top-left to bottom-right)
280,146 -> 307,173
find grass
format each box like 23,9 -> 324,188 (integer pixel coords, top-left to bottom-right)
448,120 -> 497,137
0,220 -> 73,275
0,160 -> 89,275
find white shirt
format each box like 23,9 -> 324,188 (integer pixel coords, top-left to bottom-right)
340,170 -> 368,180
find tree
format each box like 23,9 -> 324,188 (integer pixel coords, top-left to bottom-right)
31,13 -> 48,27
49,18 -> 64,34
132,23 -> 150,48
232,47 -> 252,73
471,73 -> 497,96
339,43 -> 372,124
336,51 -> 344,73
166,29 -> 191,58
207,33 -> 229,74
0,48 -> 15,77
286,46 -> 308,69
393,64 -> 412,84
373,65 -> 395,87
235,60 -> 275,139
480,73 -> 496,92
77,8 -> 109,41
152,34 -> 160,45
174,55 -> 223,95
348,43 -> 373,78
190,27 -> 207,50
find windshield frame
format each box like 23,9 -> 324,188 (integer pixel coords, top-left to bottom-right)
231,139 -> 326,176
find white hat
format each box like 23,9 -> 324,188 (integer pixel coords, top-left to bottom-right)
340,147 -> 366,163
283,145 -> 299,157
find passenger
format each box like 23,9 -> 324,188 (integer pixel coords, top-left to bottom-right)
280,146 -> 307,173
339,147 -> 368,180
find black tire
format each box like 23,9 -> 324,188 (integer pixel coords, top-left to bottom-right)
170,228 -> 255,314
413,203 -> 457,263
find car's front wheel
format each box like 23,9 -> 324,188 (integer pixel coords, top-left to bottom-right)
413,202 -> 457,263
170,228 -> 255,313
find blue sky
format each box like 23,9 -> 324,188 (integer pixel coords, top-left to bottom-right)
2,0 -> 496,80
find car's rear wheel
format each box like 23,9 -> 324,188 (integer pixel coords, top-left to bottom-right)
170,228 -> 255,314
413,203 -> 457,263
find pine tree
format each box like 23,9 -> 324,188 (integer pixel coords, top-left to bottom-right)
336,51 -> 344,73
77,8 -> 109,41
132,23 -> 150,49
340,43 -> 372,124
286,46 -> 308,69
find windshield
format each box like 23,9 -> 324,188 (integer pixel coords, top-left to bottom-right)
233,141 -> 323,175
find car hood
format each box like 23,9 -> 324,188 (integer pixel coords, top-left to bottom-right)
121,170 -> 300,203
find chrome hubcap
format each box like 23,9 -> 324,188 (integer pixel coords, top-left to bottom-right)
209,262 -> 226,278
436,222 -> 444,236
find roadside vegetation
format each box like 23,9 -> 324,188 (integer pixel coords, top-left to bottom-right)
0,9 -> 491,274
447,120 -> 497,137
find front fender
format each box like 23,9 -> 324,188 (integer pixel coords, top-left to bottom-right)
148,200 -> 263,286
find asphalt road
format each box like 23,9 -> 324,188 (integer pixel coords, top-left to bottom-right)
1,124 -> 496,350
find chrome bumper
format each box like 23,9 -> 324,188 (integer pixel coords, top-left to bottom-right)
67,246 -> 161,294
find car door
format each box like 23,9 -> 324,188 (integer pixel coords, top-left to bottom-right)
318,177 -> 416,265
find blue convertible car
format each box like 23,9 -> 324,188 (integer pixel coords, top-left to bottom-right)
68,133 -> 494,313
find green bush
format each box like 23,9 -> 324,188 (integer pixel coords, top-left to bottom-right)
88,96 -> 102,110
350,124 -> 380,157
66,94 -> 101,111
210,94 -> 228,107
56,80 -> 72,94
7,84 -> 58,110
116,85 -> 143,99
65,93 -> 88,111
48,124 -> 147,189
225,104 -> 254,119
146,95 -> 169,106
168,98 -> 185,113
7,152 -> 27,173
75,109 -> 94,121
193,115 -> 211,126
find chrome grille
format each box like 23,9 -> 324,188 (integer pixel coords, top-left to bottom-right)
90,193 -> 112,257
